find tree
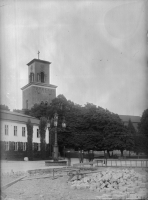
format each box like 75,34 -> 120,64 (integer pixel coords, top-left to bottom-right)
136,108 -> 148,155
138,108 -> 148,137
29,103 -> 48,119
127,119 -> 136,153
27,94 -> 133,154
39,117 -> 47,159
0,104 -> 10,111
127,119 -> 136,134
26,119 -> 33,160
103,122 -> 129,156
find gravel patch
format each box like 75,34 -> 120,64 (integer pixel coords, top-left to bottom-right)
3,176 -> 100,200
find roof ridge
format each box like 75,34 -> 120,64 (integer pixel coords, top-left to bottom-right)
0,109 -> 36,119
27,59 -> 51,66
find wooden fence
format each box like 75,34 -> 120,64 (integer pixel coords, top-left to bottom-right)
95,158 -> 148,168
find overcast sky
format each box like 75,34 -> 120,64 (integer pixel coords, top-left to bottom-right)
1,0 -> 148,116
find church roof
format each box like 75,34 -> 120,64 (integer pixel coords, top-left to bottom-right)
21,82 -> 57,90
27,59 -> 51,66
119,115 -> 141,123
0,109 -> 39,125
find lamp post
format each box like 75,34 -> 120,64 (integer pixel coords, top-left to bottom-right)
48,113 -> 66,161
53,113 -> 58,161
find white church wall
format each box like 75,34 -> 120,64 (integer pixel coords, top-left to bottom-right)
1,119 -> 49,144
1,120 -> 27,142
32,126 -> 40,143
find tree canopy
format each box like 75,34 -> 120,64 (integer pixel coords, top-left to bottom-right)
136,108 -> 148,155
138,108 -> 148,137
24,94 -> 136,154
0,104 -> 10,111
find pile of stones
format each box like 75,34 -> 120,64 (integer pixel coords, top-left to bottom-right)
70,168 -> 148,199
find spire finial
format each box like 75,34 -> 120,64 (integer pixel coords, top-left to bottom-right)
38,51 -> 40,59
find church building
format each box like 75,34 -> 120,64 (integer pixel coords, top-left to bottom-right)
1,56 -> 56,160
0,56 -> 142,160
21,58 -> 57,109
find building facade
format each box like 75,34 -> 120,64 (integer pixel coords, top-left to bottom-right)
119,115 -> 141,131
21,59 -> 57,110
0,110 -> 49,160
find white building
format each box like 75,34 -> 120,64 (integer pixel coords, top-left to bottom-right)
0,109 -> 49,160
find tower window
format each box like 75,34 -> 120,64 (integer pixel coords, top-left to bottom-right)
41,72 -> 45,83
30,73 -> 34,82
37,73 -> 40,82
45,101 -> 48,106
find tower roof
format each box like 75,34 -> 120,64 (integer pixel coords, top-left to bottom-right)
119,115 -> 141,123
21,82 -> 57,90
27,59 -> 51,66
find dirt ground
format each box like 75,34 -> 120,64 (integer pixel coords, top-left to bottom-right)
2,173 -> 100,200
1,167 -> 148,200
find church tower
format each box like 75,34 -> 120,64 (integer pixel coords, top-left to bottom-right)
21,57 -> 57,109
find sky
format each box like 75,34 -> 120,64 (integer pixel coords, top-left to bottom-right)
1,0 -> 148,116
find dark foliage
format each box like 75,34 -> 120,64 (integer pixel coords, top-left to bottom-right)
138,108 -> 148,137
22,94 -> 137,154
39,117 -> 47,159
0,104 -> 10,111
26,119 -> 33,160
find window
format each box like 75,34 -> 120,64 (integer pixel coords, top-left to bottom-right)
14,126 -> 17,136
14,142 -> 18,151
37,73 -> 40,82
5,125 -> 8,135
30,72 -> 34,82
26,100 -> 28,109
5,142 -> 9,151
37,129 -> 40,138
41,72 -> 45,83
22,127 -> 26,137
23,142 -> 26,151
37,143 -> 41,151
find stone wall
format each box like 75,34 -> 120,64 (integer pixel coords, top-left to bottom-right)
22,86 -> 56,109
